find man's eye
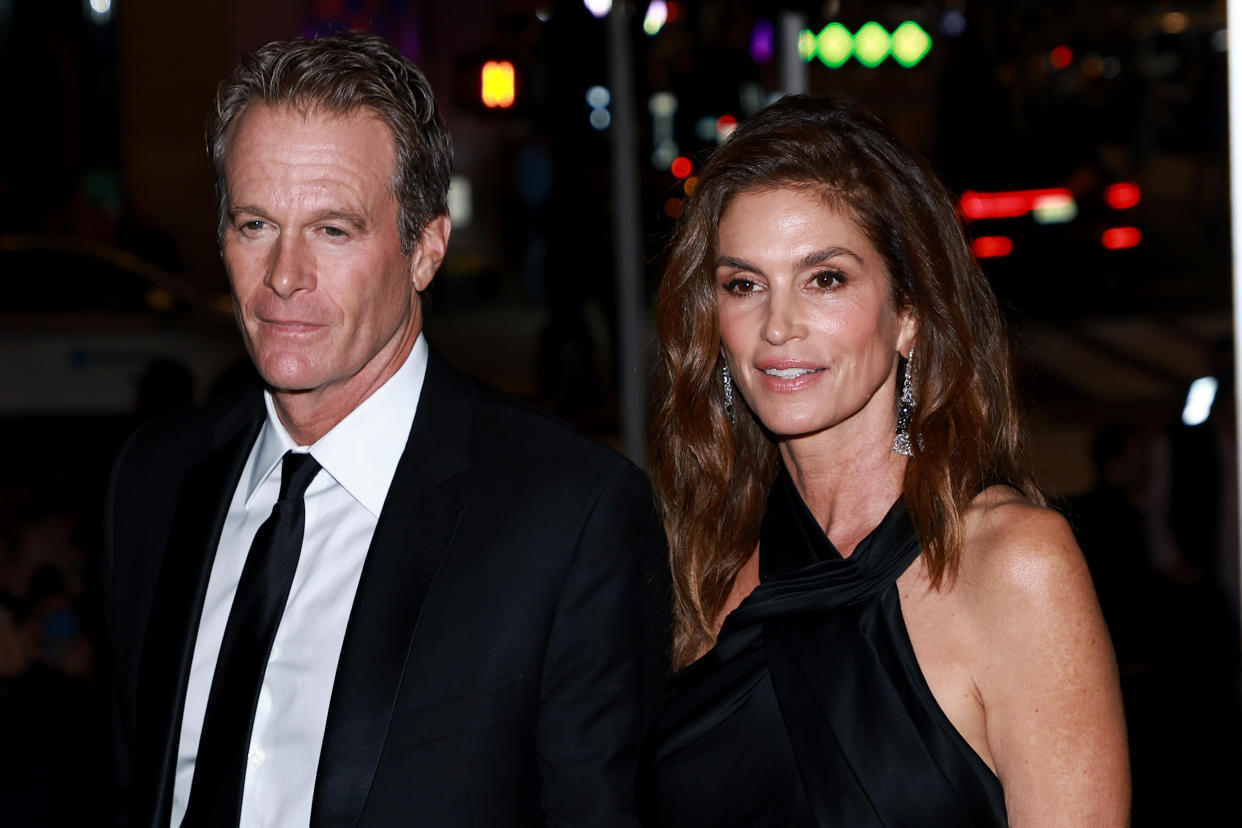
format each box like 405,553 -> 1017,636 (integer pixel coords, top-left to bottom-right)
240,220 -> 265,233
322,226 -> 347,238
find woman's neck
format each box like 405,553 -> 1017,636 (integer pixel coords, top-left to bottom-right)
778,427 -> 907,557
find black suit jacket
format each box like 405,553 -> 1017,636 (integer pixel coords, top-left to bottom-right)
103,348 -> 669,826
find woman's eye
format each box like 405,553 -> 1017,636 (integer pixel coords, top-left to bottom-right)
812,269 -> 844,289
723,277 -> 756,294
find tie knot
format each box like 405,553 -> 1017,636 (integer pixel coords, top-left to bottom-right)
278,451 -> 321,502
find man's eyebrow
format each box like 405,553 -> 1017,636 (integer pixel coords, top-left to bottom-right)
228,204 -> 270,220
308,209 -> 368,228
226,205 -> 369,229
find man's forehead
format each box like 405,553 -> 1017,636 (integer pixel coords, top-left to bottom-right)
232,100 -> 390,139
225,102 -> 399,184
223,104 -> 403,215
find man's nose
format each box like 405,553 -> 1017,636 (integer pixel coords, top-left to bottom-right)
265,234 -> 315,298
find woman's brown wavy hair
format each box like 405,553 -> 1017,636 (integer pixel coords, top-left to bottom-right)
649,95 -> 1044,669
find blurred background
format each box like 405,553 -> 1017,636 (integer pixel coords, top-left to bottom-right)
0,0 -> 1237,823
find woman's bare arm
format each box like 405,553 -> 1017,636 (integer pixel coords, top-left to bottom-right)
968,500 -> 1130,825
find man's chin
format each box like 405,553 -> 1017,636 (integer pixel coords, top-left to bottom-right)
257,369 -> 326,397
264,383 -> 319,397
253,355 -> 326,395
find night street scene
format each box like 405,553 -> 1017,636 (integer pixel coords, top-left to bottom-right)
0,0 -> 1237,824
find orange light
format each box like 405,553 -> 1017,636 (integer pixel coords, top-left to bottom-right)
1104,182 -> 1141,209
664,197 -> 685,218
1050,45 -> 1073,69
972,236 -> 1014,258
683,175 -> 699,195
960,188 -> 1073,220
670,156 -> 693,178
481,61 -> 516,108
1101,226 -> 1141,249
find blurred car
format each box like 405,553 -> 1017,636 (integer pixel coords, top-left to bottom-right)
0,234 -> 247,415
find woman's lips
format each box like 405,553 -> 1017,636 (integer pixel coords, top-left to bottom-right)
763,366 -> 820,379
755,363 -> 825,391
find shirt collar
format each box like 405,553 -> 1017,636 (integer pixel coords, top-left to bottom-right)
246,334 -> 429,517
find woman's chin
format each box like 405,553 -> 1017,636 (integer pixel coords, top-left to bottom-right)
754,414 -> 832,443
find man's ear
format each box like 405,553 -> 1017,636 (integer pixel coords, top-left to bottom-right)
410,214 -> 451,293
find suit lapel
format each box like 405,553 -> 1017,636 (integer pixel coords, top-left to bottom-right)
311,349 -> 474,827
130,401 -> 262,828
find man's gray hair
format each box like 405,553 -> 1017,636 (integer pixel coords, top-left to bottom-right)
206,31 -> 453,255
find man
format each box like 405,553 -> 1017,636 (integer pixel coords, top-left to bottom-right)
103,32 -> 668,827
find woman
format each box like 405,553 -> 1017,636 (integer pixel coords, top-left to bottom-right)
639,95 -> 1129,826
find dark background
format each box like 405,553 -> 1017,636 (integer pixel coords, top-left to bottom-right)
0,0 -> 1237,823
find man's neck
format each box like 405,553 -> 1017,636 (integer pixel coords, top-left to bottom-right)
270,324 -> 421,445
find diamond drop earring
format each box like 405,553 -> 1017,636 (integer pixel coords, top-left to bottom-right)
893,349 -> 915,457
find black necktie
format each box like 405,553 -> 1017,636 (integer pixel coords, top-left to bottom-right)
182,451 -> 321,827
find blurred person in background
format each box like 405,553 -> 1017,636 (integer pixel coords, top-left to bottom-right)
0,489 -> 105,826
639,95 -> 1128,826
1069,420 -> 1241,823
103,32 -> 666,827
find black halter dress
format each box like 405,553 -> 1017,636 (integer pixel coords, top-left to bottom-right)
637,469 -> 1008,827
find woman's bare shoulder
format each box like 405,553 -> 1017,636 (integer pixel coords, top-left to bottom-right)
952,486 -> 1130,823
956,485 -> 1085,606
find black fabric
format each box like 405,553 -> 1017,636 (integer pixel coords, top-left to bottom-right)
638,468 -> 1008,827
104,349 -> 670,827
183,451 -> 320,826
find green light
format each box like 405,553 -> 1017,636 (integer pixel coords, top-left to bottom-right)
801,20 -> 932,69
853,22 -> 890,67
798,29 -> 817,62
891,21 -> 932,67
816,22 -> 853,68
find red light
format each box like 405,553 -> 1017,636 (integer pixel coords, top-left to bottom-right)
960,188 -> 1073,220
1101,226 -> 1141,249
664,197 -> 685,218
972,236 -> 1014,258
670,156 -> 693,178
1104,182 -> 1141,209
1050,45 -> 1073,69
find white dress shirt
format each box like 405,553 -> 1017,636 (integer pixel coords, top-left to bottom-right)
170,335 -> 428,827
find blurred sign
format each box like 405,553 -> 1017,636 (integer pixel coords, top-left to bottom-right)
799,21 -> 931,68
481,61 -> 515,108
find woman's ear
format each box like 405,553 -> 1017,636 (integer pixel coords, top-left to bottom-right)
896,310 -> 918,357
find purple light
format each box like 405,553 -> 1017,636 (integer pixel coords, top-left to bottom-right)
399,17 -> 421,64
750,19 -> 774,64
